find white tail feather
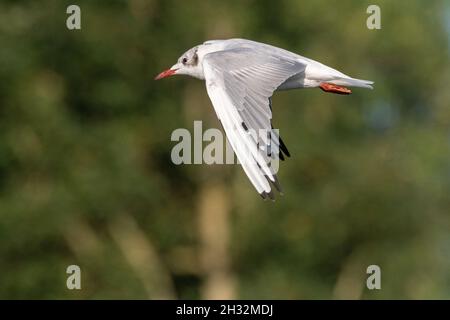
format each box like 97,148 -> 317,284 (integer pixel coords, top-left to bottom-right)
330,77 -> 374,89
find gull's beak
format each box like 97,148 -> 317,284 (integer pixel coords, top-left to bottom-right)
155,64 -> 179,80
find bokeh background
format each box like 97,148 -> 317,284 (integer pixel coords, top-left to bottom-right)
1,0 -> 449,299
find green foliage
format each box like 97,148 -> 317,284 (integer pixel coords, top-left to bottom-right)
0,0 -> 449,299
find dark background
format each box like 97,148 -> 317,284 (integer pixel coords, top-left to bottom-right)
0,0 -> 449,299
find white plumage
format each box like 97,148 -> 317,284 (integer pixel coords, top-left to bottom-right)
155,38 -> 373,199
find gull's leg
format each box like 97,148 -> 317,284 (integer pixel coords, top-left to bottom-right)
319,82 -> 352,95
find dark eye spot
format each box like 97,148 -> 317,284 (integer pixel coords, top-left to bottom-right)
182,57 -> 188,64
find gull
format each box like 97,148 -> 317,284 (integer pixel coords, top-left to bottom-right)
155,38 -> 373,200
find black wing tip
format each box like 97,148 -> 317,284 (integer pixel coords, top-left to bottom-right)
271,130 -> 290,160
260,190 -> 276,201
259,176 -> 283,201
269,175 -> 283,193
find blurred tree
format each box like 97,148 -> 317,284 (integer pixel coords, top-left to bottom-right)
0,0 -> 449,299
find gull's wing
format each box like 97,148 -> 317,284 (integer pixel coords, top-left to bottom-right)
203,48 -> 306,199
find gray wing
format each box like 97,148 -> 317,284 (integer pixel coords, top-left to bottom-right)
203,48 -> 306,199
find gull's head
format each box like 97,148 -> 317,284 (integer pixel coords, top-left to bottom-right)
155,45 -> 204,80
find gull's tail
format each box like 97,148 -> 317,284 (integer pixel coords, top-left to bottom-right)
329,76 -> 374,89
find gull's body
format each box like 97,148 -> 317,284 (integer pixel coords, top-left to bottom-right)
156,38 -> 373,199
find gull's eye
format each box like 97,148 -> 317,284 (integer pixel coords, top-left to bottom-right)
182,57 -> 188,64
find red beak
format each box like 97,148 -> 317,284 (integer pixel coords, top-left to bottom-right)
155,68 -> 178,80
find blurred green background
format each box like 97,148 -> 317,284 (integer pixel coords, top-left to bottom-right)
1,0 -> 449,299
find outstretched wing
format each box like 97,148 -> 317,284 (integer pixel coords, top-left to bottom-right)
203,48 -> 305,199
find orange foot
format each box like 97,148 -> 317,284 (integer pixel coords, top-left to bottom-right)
319,83 -> 352,95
